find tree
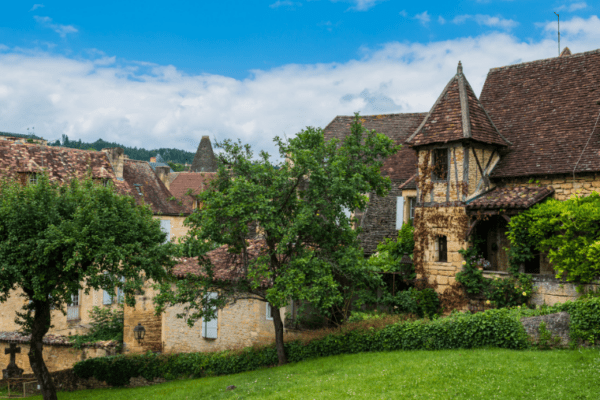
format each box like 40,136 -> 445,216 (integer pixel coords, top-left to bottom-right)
154,114 -> 400,365
0,173 -> 175,400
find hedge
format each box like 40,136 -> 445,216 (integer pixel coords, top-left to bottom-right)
73,308 -> 528,387
73,297 -> 600,387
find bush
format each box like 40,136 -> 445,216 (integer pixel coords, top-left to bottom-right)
381,287 -> 440,319
69,306 -> 124,349
74,307 -> 527,386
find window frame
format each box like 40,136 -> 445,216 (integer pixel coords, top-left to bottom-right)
266,302 -> 273,321
438,235 -> 448,262
431,148 -> 449,182
409,197 -> 416,221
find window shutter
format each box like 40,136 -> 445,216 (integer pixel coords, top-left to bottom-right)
117,277 -> 125,304
266,302 -> 273,320
396,197 -> 405,230
160,219 -> 171,243
202,292 -> 218,339
102,290 -> 112,305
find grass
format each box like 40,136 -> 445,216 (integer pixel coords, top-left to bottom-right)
15,348 -> 600,399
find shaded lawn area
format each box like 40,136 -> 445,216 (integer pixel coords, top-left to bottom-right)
22,348 -> 600,399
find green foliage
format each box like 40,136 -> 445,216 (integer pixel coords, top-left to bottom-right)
154,114 -> 401,362
378,287 -> 440,319
49,135 -> 195,164
456,246 -> 533,308
367,221 -> 415,276
346,310 -> 390,323
508,191 -> 600,283
69,306 -> 124,349
167,162 -> 187,172
74,308 -> 528,386
536,321 -> 561,350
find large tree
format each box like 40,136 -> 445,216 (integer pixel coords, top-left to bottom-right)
0,174 -> 175,400
154,115 -> 399,365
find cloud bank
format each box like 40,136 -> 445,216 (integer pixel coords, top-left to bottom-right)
0,16 -> 599,161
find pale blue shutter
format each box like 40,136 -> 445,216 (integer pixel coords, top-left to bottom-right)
396,197 -> 405,230
202,292 -> 218,339
117,277 -> 125,303
102,290 -> 112,305
160,219 -> 171,243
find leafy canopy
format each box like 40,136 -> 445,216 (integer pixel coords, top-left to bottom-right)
0,173 -> 176,330
154,114 -> 401,325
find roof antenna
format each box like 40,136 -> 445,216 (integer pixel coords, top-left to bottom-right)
554,12 -> 560,56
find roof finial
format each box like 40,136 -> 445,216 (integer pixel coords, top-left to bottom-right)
457,61 -> 463,74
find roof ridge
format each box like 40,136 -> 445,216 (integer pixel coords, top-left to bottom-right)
457,62 -> 472,139
488,48 -> 600,74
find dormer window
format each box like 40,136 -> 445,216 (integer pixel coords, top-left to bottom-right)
28,173 -> 38,185
432,149 -> 448,181
134,184 -> 143,196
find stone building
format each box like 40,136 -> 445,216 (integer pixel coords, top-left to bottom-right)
322,113 -> 426,255
0,139 -> 190,371
400,48 -> 600,304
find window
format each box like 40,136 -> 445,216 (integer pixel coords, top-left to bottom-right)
438,236 -> 448,262
28,173 -> 38,185
160,219 -> 171,244
67,292 -> 80,321
395,197 -> 405,230
432,149 -> 448,181
202,292 -> 218,339
134,184 -> 143,196
409,198 -> 416,221
266,302 -> 274,320
103,276 -> 124,305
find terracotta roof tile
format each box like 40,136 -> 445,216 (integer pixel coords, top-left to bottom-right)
406,62 -> 510,148
323,113 -> 427,182
169,172 -> 217,209
466,186 -> 554,210
480,49 -> 600,177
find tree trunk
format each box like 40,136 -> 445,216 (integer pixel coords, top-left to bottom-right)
28,302 -> 58,400
271,304 -> 288,365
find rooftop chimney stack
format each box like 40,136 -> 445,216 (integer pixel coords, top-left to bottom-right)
101,147 -> 125,180
155,166 -> 171,189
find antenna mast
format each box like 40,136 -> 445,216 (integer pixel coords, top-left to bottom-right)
554,12 -> 560,56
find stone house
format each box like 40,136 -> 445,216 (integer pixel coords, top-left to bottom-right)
322,48 -> 600,305
0,139 -> 190,338
322,113 -> 426,255
402,48 -> 600,304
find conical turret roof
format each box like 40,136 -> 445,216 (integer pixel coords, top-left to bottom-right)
191,136 -> 218,172
406,62 -> 511,147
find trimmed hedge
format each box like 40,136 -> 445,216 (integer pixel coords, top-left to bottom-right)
73,308 -> 528,387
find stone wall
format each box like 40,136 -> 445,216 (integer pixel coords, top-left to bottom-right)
358,180 -> 405,255
123,286 -> 163,353
0,343 -> 114,375
155,215 -> 190,243
496,173 -> 600,201
415,206 -> 469,294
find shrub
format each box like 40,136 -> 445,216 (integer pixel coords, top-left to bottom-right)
69,306 -> 124,349
74,307 -> 527,386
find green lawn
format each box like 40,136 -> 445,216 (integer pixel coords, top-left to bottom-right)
16,348 -> 600,399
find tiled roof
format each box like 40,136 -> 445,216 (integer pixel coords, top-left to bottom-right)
123,159 -> 191,215
191,136 -> 218,172
480,49 -> 600,177
169,172 -> 217,209
323,113 -> 427,181
406,62 -> 510,148
172,240 -> 274,286
148,161 -> 174,173
0,141 -> 116,183
466,186 -> 554,210
398,174 -> 416,190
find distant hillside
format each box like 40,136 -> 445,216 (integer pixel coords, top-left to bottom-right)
47,135 -> 196,164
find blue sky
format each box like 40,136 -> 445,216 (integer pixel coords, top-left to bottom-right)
0,1 -> 598,159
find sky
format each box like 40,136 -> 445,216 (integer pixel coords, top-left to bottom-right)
1,1 -> 599,161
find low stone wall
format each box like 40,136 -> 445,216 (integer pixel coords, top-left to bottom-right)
521,312 -> 571,347
0,334 -> 119,375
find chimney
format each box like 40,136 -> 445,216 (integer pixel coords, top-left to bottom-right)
155,166 -> 171,189
150,157 -> 157,163
101,147 -> 125,180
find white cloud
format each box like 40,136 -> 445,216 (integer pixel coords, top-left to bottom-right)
453,14 -> 518,30
30,4 -> 44,11
33,16 -> 78,38
399,10 -> 407,17
0,17 -> 599,162
269,1 -> 301,8
414,11 -> 431,25
349,0 -> 382,11
557,2 -> 587,12
438,16 -> 446,24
